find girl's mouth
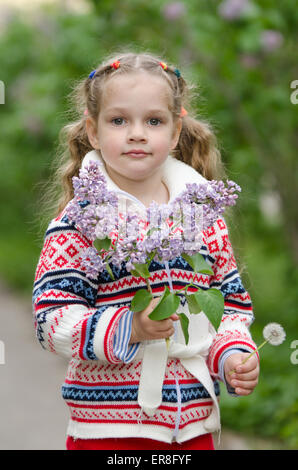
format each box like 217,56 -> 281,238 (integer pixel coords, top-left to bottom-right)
124,152 -> 149,158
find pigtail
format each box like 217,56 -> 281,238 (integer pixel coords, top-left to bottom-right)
172,115 -> 226,181
163,63 -> 226,182
55,120 -> 94,214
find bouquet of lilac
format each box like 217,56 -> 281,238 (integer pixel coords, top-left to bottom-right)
66,161 -> 241,344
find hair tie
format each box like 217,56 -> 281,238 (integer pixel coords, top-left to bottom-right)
159,61 -> 168,71
159,62 -> 181,79
180,106 -> 188,117
88,70 -> 96,79
111,60 -> 120,70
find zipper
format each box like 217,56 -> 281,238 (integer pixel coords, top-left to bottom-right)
164,260 -> 182,441
173,360 -> 182,440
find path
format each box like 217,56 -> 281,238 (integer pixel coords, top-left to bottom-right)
0,280 -> 282,450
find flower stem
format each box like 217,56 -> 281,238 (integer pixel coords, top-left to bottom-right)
145,278 -> 152,295
228,339 -> 269,375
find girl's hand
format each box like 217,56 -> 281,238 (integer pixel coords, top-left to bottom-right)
224,352 -> 259,396
129,297 -> 179,344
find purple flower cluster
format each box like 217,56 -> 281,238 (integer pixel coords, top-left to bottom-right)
65,161 -> 241,279
66,161 -> 118,240
81,246 -> 106,279
169,179 -> 241,255
260,30 -> 284,53
218,0 -> 252,21
109,211 -> 148,272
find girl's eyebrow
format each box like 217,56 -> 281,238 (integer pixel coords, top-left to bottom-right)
105,106 -> 168,114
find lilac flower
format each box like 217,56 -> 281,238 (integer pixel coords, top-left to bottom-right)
175,180 -> 240,234
162,2 -> 186,21
218,0 -> 252,21
260,30 -> 284,53
81,247 -> 105,279
240,54 -> 260,69
65,161 -> 119,242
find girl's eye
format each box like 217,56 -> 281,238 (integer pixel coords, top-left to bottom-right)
112,118 -> 125,125
149,118 -> 161,126
111,117 -> 162,126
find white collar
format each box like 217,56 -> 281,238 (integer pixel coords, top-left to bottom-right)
81,149 -> 208,206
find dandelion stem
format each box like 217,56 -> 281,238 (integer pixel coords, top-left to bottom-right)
228,339 -> 269,376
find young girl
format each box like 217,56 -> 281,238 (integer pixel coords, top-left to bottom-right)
33,52 -> 259,451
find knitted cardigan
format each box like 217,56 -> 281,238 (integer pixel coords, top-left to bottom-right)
33,151 -> 258,443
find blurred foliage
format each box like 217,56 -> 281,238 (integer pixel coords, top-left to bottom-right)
0,0 -> 297,448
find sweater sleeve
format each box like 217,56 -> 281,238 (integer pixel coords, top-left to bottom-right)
205,217 -> 259,378
32,210 -> 136,364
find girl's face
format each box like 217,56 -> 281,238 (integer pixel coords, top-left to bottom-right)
86,72 -> 182,186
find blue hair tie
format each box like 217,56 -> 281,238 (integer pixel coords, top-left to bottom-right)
174,68 -> 181,78
89,70 -> 96,79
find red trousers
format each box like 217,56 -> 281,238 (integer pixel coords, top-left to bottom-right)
66,433 -> 214,450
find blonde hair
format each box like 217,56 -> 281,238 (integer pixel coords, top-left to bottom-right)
42,50 -> 226,221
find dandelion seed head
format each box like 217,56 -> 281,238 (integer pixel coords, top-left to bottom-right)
263,322 -> 286,346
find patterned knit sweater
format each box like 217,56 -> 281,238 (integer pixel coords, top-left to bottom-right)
32,151 -> 257,443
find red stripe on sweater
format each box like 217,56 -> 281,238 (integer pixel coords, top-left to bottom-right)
70,415 -> 210,428
67,401 -> 213,412
213,340 -> 259,373
70,417 -> 175,428
98,286 -> 166,301
64,378 -> 140,387
63,378 -> 204,387
224,302 -> 252,311
79,318 -> 88,360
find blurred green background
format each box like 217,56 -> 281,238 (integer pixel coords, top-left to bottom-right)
0,0 -> 297,449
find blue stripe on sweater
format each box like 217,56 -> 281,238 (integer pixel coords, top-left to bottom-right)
61,381 -> 220,402
33,274 -> 98,306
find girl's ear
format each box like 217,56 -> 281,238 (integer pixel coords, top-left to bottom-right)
171,118 -> 182,150
86,117 -> 101,150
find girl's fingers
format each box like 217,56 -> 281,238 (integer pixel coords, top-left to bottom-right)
234,369 -> 259,381
155,318 -> 173,331
170,314 -> 180,321
231,378 -> 258,390
152,327 -> 175,340
236,355 -> 259,374
234,387 -> 253,396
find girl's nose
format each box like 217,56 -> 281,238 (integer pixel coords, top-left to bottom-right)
127,122 -> 147,141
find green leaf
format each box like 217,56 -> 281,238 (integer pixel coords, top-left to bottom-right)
105,263 -> 115,281
146,227 -> 160,237
130,289 -> 152,312
94,237 -> 111,252
185,293 -> 202,314
130,263 -> 151,279
194,288 -> 224,331
182,253 -> 214,275
178,313 -> 190,345
148,287 -> 180,321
